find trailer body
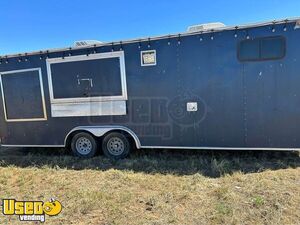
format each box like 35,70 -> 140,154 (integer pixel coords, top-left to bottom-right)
1,18 -> 300,151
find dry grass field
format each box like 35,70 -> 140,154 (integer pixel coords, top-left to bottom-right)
0,147 -> 299,225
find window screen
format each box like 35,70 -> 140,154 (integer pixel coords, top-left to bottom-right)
238,39 -> 260,61
0,69 -> 46,121
261,37 -> 285,59
50,57 -> 122,99
238,36 -> 285,61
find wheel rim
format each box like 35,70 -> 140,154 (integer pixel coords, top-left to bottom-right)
75,137 -> 93,155
107,137 -> 125,156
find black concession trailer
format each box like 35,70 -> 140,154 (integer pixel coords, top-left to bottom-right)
0,18 -> 300,159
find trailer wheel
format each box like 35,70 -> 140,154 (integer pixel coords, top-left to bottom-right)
102,132 -> 131,160
70,132 -> 97,158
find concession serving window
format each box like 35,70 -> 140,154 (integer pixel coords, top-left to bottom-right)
46,51 -> 128,117
0,68 -> 47,122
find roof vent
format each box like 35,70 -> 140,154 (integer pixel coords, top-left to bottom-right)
187,22 -> 226,33
74,40 -> 103,47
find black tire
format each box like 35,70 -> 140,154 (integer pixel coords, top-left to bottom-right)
70,132 -> 97,158
102,132 -> 131,160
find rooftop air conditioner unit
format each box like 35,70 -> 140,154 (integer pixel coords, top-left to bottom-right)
187,22 -> 226,33
74,40 -> 103,47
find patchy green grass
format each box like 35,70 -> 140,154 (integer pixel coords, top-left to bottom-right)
252,195 -> 265,207
0,147 -> 299,225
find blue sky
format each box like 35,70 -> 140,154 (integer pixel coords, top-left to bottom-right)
0,0 -> 299,55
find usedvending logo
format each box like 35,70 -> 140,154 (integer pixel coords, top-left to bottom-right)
2,198 -> 62,222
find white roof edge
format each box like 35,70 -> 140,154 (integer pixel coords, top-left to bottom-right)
1,17 -> 300,59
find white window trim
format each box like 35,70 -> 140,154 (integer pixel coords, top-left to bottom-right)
0,68 -> 47,122
140,50 -> 157,66
46,51 -> 128,104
